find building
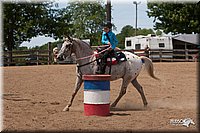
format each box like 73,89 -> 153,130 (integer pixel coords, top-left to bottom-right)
172,34 -> 199,49
172,34 -> 199,60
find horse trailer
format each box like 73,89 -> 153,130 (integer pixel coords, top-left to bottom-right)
125,34 -> 173,59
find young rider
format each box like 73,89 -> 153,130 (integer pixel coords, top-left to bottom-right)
96,21 -> 119,74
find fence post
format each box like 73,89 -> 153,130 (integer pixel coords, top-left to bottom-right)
36,50 -> 39,65
159,49 -> 162,62
185,49 -> 189,61
48,42 -> 52,65
172,49 -> 174,62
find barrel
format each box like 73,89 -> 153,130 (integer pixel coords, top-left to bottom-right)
83,75 -> 111,116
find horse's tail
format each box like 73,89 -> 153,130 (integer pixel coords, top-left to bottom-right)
140,56 -> 160,80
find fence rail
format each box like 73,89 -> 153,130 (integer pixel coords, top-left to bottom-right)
125,48 -> 199,62
2,47 -> 199,66
2,43 -> 52,66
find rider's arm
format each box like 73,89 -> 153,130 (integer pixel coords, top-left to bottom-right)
101,33 -> 109,45
111,33 -> 118,49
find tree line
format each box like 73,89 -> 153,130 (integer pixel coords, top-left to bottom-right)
3,1 -> 200,53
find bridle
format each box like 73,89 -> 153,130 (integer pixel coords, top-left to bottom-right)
61,38 -> 111,68
63,40 -> 73,58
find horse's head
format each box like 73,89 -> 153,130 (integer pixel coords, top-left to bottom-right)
53,47 -> 58,63
57,36 -> 74,61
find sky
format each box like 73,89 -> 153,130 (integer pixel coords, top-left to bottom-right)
21,0 -> 155,48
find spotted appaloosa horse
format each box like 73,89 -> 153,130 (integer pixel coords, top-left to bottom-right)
57,36 -> 159,111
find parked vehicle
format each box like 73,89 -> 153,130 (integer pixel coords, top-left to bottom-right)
125,34 -> 173,59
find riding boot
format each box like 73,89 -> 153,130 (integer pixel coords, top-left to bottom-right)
100,63 -> 106,74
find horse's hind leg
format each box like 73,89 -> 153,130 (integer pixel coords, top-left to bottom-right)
111,78 -> 131,108
63,76 -> 83,111
131,79 -> 148,107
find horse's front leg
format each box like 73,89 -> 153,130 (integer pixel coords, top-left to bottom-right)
63,76 -> 83,111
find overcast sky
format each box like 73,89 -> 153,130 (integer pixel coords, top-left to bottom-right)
21,0 -> 155,48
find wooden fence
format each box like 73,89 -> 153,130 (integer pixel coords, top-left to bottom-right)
3,44 -> 52,66
124,49 -> 199,62
2,47 -> 199,66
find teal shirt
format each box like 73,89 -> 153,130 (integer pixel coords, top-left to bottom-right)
101,31 -> 118,49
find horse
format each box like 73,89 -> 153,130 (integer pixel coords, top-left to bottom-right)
53,47 -> 58,63
57,36 -> 159,111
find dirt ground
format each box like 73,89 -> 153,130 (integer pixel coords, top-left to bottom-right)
2,62 -> 198,132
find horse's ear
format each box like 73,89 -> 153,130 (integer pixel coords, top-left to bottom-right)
66,35 -> 73,42
63,36 -> 66,41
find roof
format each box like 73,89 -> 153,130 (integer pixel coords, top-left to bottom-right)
126,35 -> 171,39
172,34 -> 199,45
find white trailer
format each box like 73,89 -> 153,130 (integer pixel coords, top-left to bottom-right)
125,34 -> 173,58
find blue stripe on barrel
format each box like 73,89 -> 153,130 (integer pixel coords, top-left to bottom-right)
84,80 -> 110,91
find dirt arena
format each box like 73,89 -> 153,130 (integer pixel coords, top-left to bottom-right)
2,62 -> 198,132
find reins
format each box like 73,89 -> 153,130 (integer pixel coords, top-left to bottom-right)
77,58 -> 99,68
76,46 -> 111,68
75,45 -> 110,61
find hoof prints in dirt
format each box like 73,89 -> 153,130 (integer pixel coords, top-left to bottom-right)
3,93 -> 31,102
3,93 -> 60,107
31,101 -> 60,106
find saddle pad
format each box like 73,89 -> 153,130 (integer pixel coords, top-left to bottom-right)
106,52 -> 127,66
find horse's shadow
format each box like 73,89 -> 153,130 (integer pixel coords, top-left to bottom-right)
109,106 -> 151,116
109,112 -> 131,116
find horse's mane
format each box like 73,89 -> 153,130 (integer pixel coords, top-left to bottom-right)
74,38 -> 93,51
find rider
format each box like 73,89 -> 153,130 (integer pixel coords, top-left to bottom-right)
96,21 -> 119,74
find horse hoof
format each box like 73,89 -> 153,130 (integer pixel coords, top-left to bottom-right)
63,107 -> 69,112
110,104 -> 116,108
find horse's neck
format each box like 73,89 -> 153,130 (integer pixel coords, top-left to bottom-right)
73,40 -> 93,64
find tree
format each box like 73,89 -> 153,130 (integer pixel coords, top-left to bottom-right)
3,2 -> 60,61
65,1 -> 106,45
147,2 -> 200,34
116,25 -> 155,49
137,28 -> 155,36
155,29 -> 163,36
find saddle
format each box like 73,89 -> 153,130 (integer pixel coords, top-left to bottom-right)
95,46 -> 127,66
106,51 -> 127,66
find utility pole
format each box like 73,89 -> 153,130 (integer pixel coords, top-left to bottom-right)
133,1 -> 141,36
106,0 -> 111,22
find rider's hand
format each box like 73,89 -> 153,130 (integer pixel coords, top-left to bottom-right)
108,42 -> 111,46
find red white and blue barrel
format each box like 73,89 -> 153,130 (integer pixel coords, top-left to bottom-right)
83,75 -> 111,116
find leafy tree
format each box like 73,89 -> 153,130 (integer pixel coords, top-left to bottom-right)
51,7 -> 74,39
3,2 -> 60,61
137,28 -> 155,36
65,1 -> 106,45
16,46 -> 28,51
155,29 -> 163,36
147,2 -> 200,34
116,25 -> 155,49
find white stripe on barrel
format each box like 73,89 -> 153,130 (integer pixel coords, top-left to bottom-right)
84,90 -> 110,104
